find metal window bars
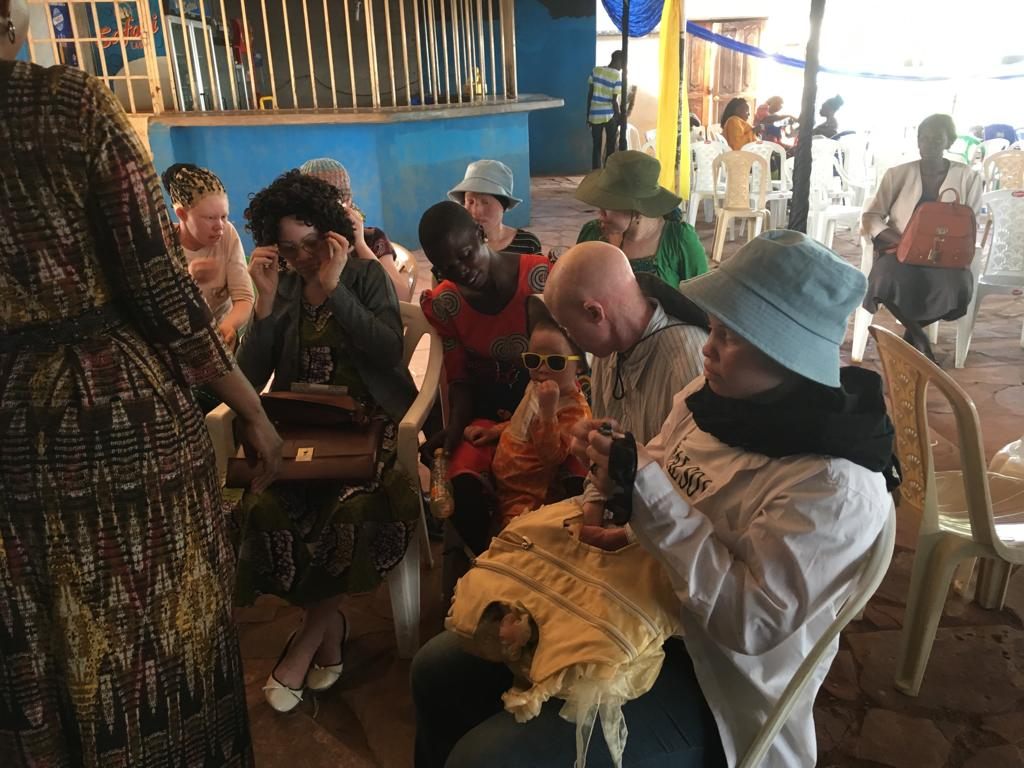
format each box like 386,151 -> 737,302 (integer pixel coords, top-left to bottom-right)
22,0 -> 519,115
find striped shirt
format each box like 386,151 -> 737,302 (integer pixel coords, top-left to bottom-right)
500,228 -> 543,257
591,300 -> 707,445
588,66 -> 622,125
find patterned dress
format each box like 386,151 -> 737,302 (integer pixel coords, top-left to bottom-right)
0,62 -> 250,766
231,301 -> 419,605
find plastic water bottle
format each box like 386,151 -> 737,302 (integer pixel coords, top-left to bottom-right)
429,448 -> 455,519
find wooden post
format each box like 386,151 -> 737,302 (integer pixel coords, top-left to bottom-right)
618,0 -> 629,150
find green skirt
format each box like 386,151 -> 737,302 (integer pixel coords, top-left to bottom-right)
230,419 -> 419,606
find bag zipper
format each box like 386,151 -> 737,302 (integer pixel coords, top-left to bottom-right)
473,559 -> 638,660
493,531 -> 661,641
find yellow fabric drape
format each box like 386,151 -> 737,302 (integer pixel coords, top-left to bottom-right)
656,0 -> 688,197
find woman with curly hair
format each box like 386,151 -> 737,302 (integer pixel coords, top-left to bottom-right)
235,170 -> 420,713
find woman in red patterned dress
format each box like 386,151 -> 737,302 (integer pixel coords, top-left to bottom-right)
418,202 -> 549,592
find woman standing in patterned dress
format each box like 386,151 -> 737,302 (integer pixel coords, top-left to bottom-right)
0,1 -> 282,765
236,171 -> 420,713
416,201 -> 549,598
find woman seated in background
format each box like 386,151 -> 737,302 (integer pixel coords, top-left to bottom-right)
162,163 -> 253,350
862,113 -> 983,362
235,170 -> 420,713
300,157 -> 406,297
448,159 -> 542,256
812,95 -> 844,138
720,97 -> 757,150
418,201 -> 550,596
575,150 -> 708,286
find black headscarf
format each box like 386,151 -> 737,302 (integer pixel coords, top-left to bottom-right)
686,366 -> 901,492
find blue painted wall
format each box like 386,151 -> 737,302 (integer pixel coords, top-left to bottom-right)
149,113 -> 532,254
515,0 -> 596,175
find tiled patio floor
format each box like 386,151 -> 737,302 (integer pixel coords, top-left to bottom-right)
237,176 -> 1024,768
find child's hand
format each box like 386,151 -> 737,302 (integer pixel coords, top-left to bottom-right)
578,525 -> 631,551
464,423 -> 501,446
582,500 -> 605,527
536,379 -> 560,419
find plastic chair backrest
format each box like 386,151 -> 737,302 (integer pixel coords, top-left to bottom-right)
392,242 -> 418,302
707,122 -> 724,142
626,123 -> 642,151
399,301 -> 435,369
807,137 -> 844,207
737,502 -> 896,768
980,190 -> 1024,279
693,141 -> 726,193
983,150 -> 1024,191
712,150 -> 769,211
741,140 -> 789,192
869,325 -> 1002,553
838,133 -> 871,180
982,138 -> 1011,158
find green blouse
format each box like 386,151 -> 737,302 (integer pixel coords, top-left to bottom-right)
576,217 -> 709,287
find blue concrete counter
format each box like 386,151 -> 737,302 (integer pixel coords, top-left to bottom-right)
149,95 -> 562,253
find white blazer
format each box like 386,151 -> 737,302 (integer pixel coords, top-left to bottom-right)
861,160 -> 983,239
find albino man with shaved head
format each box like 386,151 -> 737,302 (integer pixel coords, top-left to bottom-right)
543,241 -> 708,445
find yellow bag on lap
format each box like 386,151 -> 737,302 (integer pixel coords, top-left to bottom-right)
446,500 -> 681,767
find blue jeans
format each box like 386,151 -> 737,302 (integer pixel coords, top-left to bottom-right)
411,632 -> 725,768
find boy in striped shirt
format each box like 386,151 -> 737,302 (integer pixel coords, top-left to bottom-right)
587,51 -> 624,169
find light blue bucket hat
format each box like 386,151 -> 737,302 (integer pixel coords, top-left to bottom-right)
448,159 -> 522,209
679,230 -> 867,387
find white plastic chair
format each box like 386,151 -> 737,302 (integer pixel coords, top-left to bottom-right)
870,325 -> 1024,696
392,242 -> 419,302
850,235 -> 942,363
807,139 -> 863,248
737,503 -> 896,768
205,301 -> 443,658
687,141 -> 726,226
707,122 -> 725,145
982,150 -> 1024,192
709,150 -> 770,263
625,123 -> 642,151
742,140 -> 791,229
954,189 -> 1024,368
838,133 -> 874,203
981,137 -> 1011,158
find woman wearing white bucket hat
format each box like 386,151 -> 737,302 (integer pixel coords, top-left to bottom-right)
449,159 -> 543,257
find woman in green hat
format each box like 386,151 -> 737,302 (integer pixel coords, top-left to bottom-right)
575,150 -> 708,287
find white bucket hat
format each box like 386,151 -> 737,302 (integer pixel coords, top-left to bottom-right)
448,159 -> 522,209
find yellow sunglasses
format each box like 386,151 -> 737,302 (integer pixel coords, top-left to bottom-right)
520,352 -> 581,372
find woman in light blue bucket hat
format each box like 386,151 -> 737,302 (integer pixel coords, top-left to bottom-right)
531,230 -> 902,767
449,159 -> 543,257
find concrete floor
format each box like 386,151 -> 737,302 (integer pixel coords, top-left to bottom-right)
236,176 -> 1024,768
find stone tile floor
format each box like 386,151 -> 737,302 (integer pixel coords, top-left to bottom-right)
237,176 -> 1024,767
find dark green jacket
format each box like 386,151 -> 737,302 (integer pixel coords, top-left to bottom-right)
237,257 -> 417,423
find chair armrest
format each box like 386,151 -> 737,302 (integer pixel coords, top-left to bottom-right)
858,235 -> 875,276
397,326 -> 444,479
205,402 -> 237,482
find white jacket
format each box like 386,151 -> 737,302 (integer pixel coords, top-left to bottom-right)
861,159 -> 983,239
630,379 -> 891,766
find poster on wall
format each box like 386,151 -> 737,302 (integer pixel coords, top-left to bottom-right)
49,4 -> 78,67
90,0 -> 167,76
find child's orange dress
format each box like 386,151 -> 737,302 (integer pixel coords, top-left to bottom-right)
489,381 -> 591,528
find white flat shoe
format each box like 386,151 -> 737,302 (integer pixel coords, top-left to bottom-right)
262,673 -> 304,713
263,631 -> 304,713
306,612 -> 350,693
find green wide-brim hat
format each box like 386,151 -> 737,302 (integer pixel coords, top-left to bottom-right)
574,150 -> 682,218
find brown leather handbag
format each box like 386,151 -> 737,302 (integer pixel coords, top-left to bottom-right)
896,189 -> 977,269
225,391 -> 385,488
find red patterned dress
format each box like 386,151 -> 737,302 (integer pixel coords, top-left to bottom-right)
420,253 -> 549,476
0,62 -> 250,766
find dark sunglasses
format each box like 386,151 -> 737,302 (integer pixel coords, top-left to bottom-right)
521,352 -> 580,372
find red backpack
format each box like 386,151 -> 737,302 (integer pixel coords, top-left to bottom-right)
896,189 -> 977,269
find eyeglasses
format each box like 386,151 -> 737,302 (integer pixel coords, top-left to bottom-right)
521,352 -> 580,372
277,236 -> 323,260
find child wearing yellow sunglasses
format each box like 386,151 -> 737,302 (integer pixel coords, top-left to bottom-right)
462,314 -> 592,532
